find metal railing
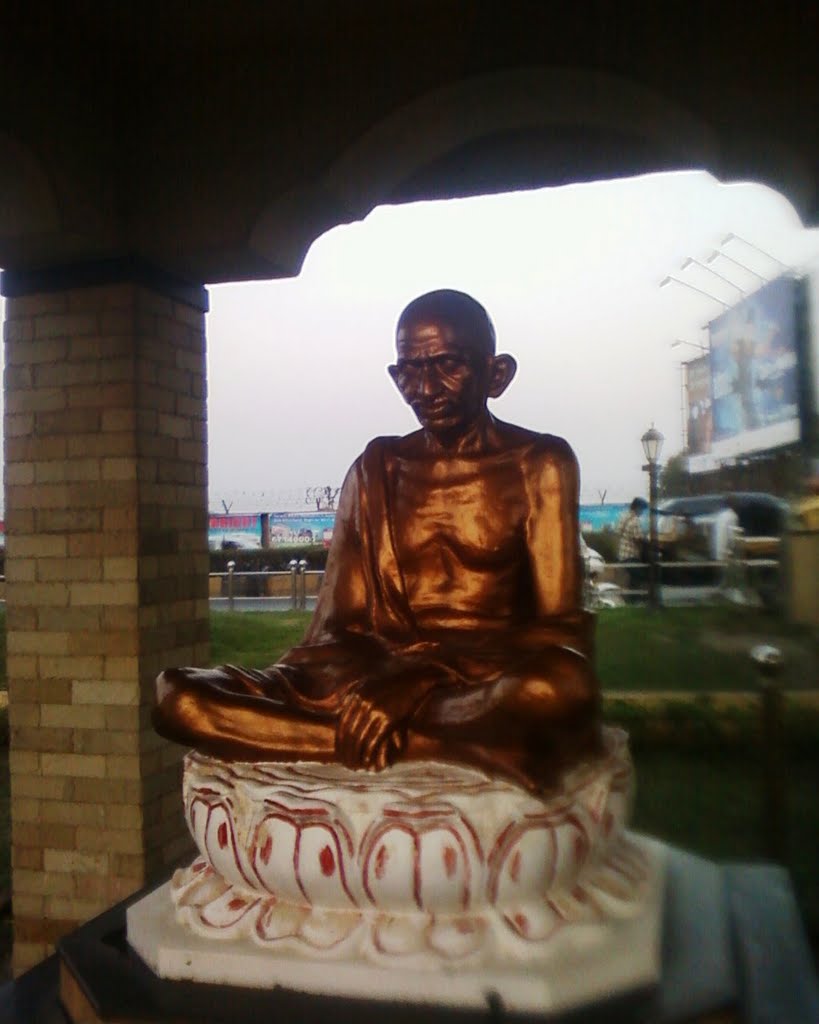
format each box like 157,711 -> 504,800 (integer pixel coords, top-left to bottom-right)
212,566 -> 325,610
211,554 -> 781,612
598,556 -> 780,606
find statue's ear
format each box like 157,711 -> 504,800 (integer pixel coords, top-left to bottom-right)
487,354 -> 517,398
387,363 -> 412,403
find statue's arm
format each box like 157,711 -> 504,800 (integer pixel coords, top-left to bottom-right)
524,436 -> 584,626
301,459 -> 372,645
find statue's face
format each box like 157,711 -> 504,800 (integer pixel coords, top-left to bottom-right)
390,319 -> 491,440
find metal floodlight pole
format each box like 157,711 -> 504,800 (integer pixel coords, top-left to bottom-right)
671,339 -> 709,354
659,276 -> 730,308
680,363 -> 687,452
681,256 -> 746,296
705,249 -> 768,285
720,233 -> 790,272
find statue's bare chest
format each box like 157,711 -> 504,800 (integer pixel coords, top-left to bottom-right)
390,456 -> 527,576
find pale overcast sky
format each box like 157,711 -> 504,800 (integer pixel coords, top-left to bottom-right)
205,170 -> 817,510
1,169 -> 817,514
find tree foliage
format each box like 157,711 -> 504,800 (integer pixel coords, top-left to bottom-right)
659,451 -> 691,499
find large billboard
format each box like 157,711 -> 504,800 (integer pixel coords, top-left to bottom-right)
267,512 -> 335,548
208,506 -> 623,550
579,503 -> 628,533
209,511 -> 337,549
688,275 -> 803,473
209,513 -> 262,549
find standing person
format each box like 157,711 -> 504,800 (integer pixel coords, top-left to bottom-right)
618,498 -> 648,603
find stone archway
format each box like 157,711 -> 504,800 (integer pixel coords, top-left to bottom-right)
249,66 -> 812,279
1,14 -> 816,976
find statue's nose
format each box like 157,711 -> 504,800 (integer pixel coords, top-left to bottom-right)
419,365 -> 441,395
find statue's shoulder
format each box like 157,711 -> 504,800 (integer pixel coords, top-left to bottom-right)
529,432 -> 577,464
495,421 -> 577,467
358,435 -> 405,464
381,430 -> 427,458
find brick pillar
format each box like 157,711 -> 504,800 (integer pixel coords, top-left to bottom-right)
2,268 -> 209,972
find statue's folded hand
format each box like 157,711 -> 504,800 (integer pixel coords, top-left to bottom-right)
336,677 -> 427,771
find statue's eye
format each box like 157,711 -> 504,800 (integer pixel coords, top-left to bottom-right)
436,356 -> 463,374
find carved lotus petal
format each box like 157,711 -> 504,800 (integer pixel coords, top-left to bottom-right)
371,913 -> 427,956
254,899 -> 309,943
427,915 -> 486,959
250,813 -> 356,909
362,803 -> 482,913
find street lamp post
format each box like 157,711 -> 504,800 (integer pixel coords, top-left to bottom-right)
641,426 -> 664,609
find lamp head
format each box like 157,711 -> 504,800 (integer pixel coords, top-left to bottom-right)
641,425 -> 664,464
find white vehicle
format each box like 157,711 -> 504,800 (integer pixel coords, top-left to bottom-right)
592,581 -> 625,609
580,536 -> 605,581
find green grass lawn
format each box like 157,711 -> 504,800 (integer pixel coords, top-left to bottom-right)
202,605 -> 817,694
596,605 -> 817,692
208,611 -> 310,667
0,605 -> 813,693
0,605 -> 816,938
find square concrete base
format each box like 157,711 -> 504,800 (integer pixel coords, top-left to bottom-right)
127,836 -> 666,1016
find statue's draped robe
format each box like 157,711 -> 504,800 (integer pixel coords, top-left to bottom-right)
154,430 -> 598,785
268,432 -> 590,689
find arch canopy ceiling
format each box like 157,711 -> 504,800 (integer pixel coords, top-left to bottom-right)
0,2 -> 815,284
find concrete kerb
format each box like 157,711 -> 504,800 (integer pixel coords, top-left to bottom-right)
603,690 -> 819,712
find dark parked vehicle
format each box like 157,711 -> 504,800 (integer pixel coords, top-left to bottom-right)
655,492 -> 788,598
657,492 -> 788,563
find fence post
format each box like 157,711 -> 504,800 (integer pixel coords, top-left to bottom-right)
288,559 -> 298,609
227,560 -> 236,611
298,559 -> 308,609
752,643 -> 787,863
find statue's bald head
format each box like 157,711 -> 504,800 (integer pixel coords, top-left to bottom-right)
396,290 -> 496,357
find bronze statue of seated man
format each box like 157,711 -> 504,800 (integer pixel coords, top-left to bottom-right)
154,289 -> 600,792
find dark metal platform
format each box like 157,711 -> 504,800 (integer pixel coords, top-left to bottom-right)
1,846 -> 817,1024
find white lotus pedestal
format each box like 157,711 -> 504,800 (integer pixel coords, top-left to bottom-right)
127,727 -> 665,1015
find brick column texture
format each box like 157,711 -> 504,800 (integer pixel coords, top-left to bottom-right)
3,283 -> 209,972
